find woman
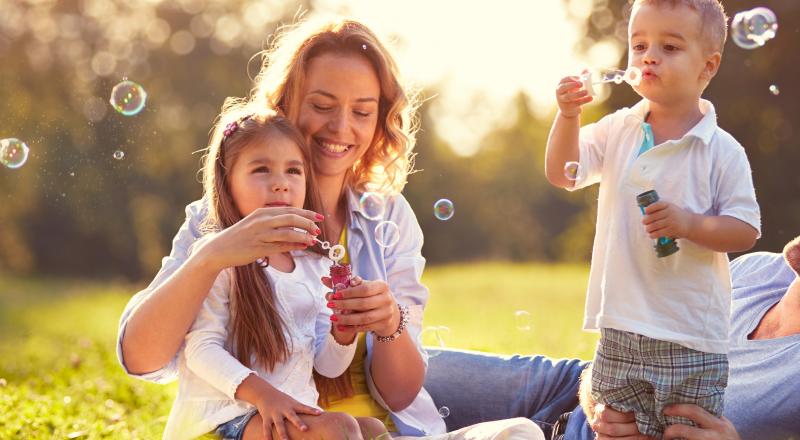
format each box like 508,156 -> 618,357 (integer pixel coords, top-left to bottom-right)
118,17 -> 539,438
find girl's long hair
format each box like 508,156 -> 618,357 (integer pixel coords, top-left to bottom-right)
200,107 -> 323,372
250,17 -> 421,196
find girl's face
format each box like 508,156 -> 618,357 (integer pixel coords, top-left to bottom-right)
228,132 -> 307,218
296,52 -> 381,179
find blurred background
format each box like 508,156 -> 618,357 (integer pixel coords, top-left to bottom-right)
0,0 -> 796,279
1,1 -> 797,437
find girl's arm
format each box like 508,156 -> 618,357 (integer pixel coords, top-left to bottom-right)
119,202 -> 322,377
187,269 -> 320,439
313,299 -> 357,378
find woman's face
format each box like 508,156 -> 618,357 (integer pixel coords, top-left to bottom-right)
296,51 -> 381,180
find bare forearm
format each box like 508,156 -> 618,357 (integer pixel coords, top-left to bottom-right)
235,373 -> 275,405
369,332 -> 425,411
545,112 -> 581,188
121,253 -> 220,374
686,215 -> 758,253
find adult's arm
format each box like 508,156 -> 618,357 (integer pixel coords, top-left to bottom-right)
119,202 -> 322,377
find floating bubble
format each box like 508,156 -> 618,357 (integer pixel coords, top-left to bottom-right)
731,7 -> 777,49
0,138 -> 30,169
109,80 -> 147,116
113,150 -> 125,160
769,85 -> 780,96
515,310 -> 532,332
420,326 -> 450,359
433,199 -> 455,221
359,192 -> 386,220
374,221 -> 400,248
438,406 -> 451,419
564,161 -> 581,181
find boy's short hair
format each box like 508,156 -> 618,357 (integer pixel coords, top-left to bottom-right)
632,0 -> 728,54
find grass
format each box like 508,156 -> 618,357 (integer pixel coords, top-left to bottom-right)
0,262 -> 596,439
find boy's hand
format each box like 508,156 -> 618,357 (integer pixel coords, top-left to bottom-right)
642,201 -> 696,240
254,387 -> 321,440
556,74 -> 593,118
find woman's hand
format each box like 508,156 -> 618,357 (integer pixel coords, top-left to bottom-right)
662,404 -> 740,440
591,404 -> 657,440
194,207 -> 323,271
323,275 -> 400,337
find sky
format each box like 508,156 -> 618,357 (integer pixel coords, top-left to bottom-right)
309,0 -> 625,155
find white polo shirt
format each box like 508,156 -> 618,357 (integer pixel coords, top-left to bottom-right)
572,99 -> 760,354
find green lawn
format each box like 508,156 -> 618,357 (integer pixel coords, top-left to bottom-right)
0,262 -> 595,439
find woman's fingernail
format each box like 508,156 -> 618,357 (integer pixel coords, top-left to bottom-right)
330,315 -> 338,322
333,292 -> 343,300
327,301 -> 335,309
314,228 -> 321,235
316,213 -> 325,221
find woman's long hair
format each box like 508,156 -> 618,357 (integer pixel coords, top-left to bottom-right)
200,107 -> 323,372
250,17 -> 421,196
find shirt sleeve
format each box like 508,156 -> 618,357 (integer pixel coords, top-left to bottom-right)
569,114 -> 613,192
382,194 -> 428,362
183,268 -> 255,400
713,146 -> 761,237
116,199 -> 206,383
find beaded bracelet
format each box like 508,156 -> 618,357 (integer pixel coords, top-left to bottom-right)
374,303 -> 409,343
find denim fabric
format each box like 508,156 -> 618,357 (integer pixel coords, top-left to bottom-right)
423,348 -> 588,439
215,410 -> 257,440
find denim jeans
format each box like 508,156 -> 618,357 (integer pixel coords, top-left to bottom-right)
423,348 -> 591,439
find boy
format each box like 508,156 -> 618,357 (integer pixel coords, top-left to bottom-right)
544,0 -> 761,437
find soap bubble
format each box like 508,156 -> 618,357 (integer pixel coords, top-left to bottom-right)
438,406 -> 451,418
433,199 -> 455,221
0,138 -> 30,169
421,326 -> 451,359
113,150 -> 125,160
564,161 -> 581,181
769,85 -> 780,96
731,8 -> 777,49
110,80 -> 147,116
374,221 -> 400,248
359,192 -> 386,220
515,310 -> 532,332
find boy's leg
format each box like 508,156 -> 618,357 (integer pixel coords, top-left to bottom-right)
424,348 -> 588,437
653,346 -> 728,430
591,329 -> 661,438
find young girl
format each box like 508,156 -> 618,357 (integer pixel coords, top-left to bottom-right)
162,108 -> 385,440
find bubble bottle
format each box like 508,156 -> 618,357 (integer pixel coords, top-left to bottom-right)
580,66 -> 642,96
636,190 -> 679,258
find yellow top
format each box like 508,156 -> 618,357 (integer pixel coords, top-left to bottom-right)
320,228 -> 396,432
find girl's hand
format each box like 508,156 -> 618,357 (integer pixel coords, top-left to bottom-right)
591,404 -> 657,440
254,388 -> 321,440
193,207 -> 323,272
323,276 -> 400,337
556,74 -> 593,119
642,201 -> 696,240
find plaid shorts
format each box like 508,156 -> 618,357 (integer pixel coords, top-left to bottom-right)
591,328 -> 728,439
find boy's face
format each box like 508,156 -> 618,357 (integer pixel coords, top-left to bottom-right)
628,3 -> 720,106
